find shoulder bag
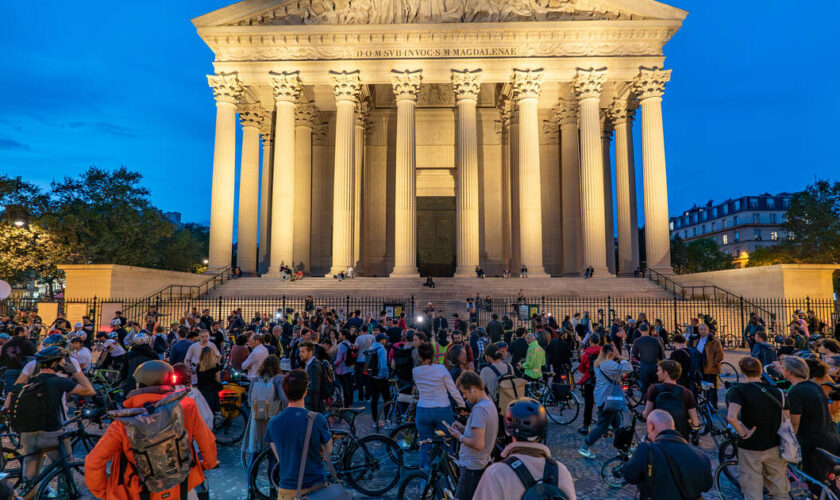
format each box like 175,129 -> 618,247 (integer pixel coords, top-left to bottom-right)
295,411 -> 350,500
599,365 -> 627,413
755,383 -> 801,463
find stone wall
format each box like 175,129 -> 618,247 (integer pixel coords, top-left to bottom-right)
59,264 -> 208,299
677,264 -> 840,300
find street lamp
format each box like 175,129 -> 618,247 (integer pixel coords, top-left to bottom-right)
203,258 -> 209,265
13,220 -> 25,227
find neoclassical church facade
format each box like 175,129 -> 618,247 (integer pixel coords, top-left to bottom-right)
194,0 -> 686,278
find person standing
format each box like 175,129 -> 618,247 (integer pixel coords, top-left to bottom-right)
0,326 -> 35,395
643,360 -> 700,439
368,334 -> 391,427
631,322 -> 665,401
578,344 -> 633,459
486,314 -> 504,343
334,329 -> 355,409
750,330 -> 777,368
446,371 -> 499,500
241,333 -> 269,380
521,333 -> 546,381
299,342 -> 324,413
354,325 -> 374,402
725,356 -> 789,500
690,323 -> 723,406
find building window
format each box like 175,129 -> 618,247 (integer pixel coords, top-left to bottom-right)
749,198 -> 758,209
723,205 -> 729,215
701,224 -> 706,234
683,230 -> 687,239
734,200 -> 741,210
692,227 -> 697,236
754,229 -> 761,240
733,215 -> 739,226
770,213 -> 777,223
713,236 -> 717,243
734,231 -> 740,241
670,221 -> 674,231
712,221 -> 717,231
712,207 -> 718,217
788,231 -> 795,240
753,213 -> 760,223
767,198 -> 775,209
692,213 -> 698,224
782,198 -> 790,208
770,231 -> 778,241
722,234 -> 728,245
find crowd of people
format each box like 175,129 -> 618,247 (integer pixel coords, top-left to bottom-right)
0,299 -> 837,499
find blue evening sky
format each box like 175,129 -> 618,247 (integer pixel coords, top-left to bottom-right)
1,1 -> 837,231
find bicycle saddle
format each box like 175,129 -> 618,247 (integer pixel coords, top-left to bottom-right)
343,407 -> 366,415
817,448 -> 840,465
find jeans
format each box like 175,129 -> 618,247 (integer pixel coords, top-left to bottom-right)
703,373 -> 719,407
4,369 -> 20,395
415,406 -> 453,469
737,447 -> 789,500
21,430 -> 70,481
336,372 -> 354,408
354,361 -> 368,401
455,466 -> 486,500
369,377 -> 391,424
638,363 -> 658,402
582,383 -> 595,427
584,406 -> 623,447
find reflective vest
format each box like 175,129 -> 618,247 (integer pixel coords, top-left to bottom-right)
432,340 -> 447,364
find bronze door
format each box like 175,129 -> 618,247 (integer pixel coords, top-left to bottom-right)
416,197 -> 456,277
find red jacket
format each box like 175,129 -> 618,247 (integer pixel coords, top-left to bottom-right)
85,386 -> 219,500
577,346 -> 602,386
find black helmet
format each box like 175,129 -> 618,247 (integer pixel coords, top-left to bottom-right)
35,345 -> 66,365
133,360 -> 173,387
42,333 -> 68,349
504,398 -> 547,442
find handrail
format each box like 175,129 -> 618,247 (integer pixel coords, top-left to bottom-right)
120,266 -> 234,322
644,268 -> 778,331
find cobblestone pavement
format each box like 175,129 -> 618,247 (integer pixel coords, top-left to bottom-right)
205,351 -> 752,500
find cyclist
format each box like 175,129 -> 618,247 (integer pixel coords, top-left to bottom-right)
414,342 -> 465,469
445,371 -> 499,500
85,360 -> 218,500
689,323 -> 723,407
621,409 -> 712,499
0,325 -> 36,395
521,333 -> 545,382
120,331 -> 160,394
724,356 -> 789,500
578,343 -> 633,459
12,345 -> 95,492
642,360 -> 700,440
473,398 -> 575,499
68,335 -> 92,372
630,322 -> 664,400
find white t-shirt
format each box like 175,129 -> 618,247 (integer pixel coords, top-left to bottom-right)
71,347 -> 92,371
103,339 -> 125,357
242,344 -> 269,379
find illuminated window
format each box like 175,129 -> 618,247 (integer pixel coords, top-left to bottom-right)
722,234 -> 729,245
670,221 -> 674,230
770,231 -> 778,241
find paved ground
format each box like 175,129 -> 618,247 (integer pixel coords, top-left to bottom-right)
205,351 -> 754,499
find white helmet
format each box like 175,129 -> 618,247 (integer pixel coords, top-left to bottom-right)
132,332 -> 151,346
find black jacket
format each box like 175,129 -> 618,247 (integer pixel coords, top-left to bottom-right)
305,359 -> 324,413
486,320 -> 504,343
120,345 -> 160,394
510,338 -> 529,368
622,430 -> 712,500
547,337 -> 573,373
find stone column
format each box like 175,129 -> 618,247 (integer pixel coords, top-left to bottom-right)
206,73 -> 242,272
390,69 -> 422,277
329,70 -> 361,276
267,71 -> 302,275
498,102 -> 513,272
512,68 -> 546,277
634,67 -> 673,273
573,68 -> 609,275
237,104 -> 262,275
610,98 -> 640,276
509,110 -> 521,275
294,102 -> 317,274
353,100 -> 368,271
451,69 -> 482,277
601,112 -> 616,275
556,100 -> 582,275
258,112 -> 274,274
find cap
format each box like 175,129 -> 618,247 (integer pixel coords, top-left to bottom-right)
110,319 -> 121,327
375,333 -> 388,342
74,322 -> 83,328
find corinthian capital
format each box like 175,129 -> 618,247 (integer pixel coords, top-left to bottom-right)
330,70 -> 361,103
391,69 -> 422,102
553,99 -> 578,125
269,71 -> 302,103
511,68 -> 543,101
355,99 -> 370,128
607,97 -> 636,125
600,109 -> 614,139
451,69 -> 482,102
633,67 -> 671,100
207,72 -> 243,105
573,68 -> 607,100
238,104 -> 263,129
295,101 -> 318,127
312,121 -> 329,145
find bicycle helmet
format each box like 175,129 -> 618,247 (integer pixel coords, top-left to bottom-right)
132,332 -> 151,346
42,333 -> 68,349
504,397 -> 547,442
133,360 -> 173,387
35,345 -> 66,365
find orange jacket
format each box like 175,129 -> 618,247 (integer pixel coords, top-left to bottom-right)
84,387 -> 219,500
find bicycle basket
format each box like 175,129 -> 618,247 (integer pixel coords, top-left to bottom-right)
613,425 -> 634,451
551,383 -> 572,401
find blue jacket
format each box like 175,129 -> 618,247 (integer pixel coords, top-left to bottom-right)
369,342 -> 388,379
622,430 -> 712,499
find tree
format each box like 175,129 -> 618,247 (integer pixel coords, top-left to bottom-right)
671,236 -> 734,274
0,222 -> 80,296
670,235 -> 688,274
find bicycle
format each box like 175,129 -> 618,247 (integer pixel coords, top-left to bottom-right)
601,410 -> 645,488
524,372 -> 580,425
324,406 -> 365,436
376,379 -> 417,433
214,371 -> 250,446
719,361 -> 740,387
248,428 -> 402,499
397,429 -> 460,499
695,381 -> 730,449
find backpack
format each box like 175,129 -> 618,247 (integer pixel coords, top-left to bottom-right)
363,347 -> 381,378
250,378 -> 280,421
392,345 -> 414,381
11,376 -> 51,433
504,457 -> 570,500
109,390 -> 192,493
319,359 -> 337,404
346,344 -> 359,366
653,384 -> 689,438
490,363 -> 527,414
153,334 -> 168,355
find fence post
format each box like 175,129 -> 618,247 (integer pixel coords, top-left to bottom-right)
739,296 -> 746,348
411,295 -> 416,324
607,296 -> 612,323
806,296 -> 811,313
218,296 -> 223,322
282,296 -> 286,315
672,294 -> 678,332
92,296 -> 98,327
541,296 -> 545,315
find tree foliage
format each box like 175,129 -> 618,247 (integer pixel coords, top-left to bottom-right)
671,236 -> 735,274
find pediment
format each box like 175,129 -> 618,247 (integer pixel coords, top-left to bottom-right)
193,0 -> 687,27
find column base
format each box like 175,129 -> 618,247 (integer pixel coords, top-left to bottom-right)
390,266 -> 420,278
454,267 -> 480,278
262,268 -> 291,279
517,267 -> 549,278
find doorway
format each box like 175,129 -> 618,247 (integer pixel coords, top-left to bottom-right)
417,197 -> 456,277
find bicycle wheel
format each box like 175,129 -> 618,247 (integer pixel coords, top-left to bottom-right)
389,422 -> 419,468
376,400 -> 401,432
247,447 -> 279,500
213,408 -> 248,445
326,411 -> 355,435
625,378 -> 643,409
717,437 -> 738,463
397,470 -> 442,500
600,456 -> 627,488
544,390 -> 580,425
714,460 -> 741,499
35,462 -> 90,500
343,434 -> 402,496
719,362 -> 740,387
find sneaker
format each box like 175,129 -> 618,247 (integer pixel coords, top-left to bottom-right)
578,445 -> 597,459
577,426 -> 590,435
